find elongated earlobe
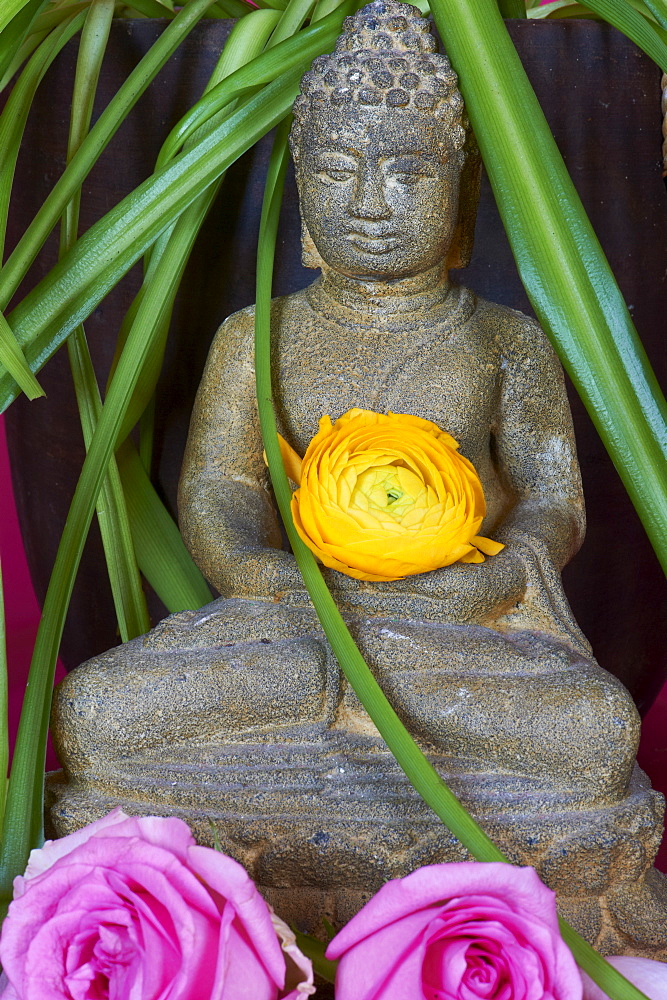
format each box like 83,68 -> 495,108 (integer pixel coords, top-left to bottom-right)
446,126 -> 481,271
301,216 -> 325,270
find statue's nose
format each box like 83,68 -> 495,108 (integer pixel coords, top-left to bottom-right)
349,162 -> 391,220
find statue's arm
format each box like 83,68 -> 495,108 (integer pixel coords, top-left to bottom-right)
178,308 -> 303,599
492,310 -> 585,568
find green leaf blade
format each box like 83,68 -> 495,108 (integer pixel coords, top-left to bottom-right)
0,10 -> 88,259
0,69 -> 302,412
0,311 -> 44,399
0,0 -> 44,39
60,0 -> 150,644
117,441 -> 212,612
582,0 -> 667,68
0,0 -> 222,314
0,0 -> 49,84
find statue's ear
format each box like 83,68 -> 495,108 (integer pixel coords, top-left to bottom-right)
300,214 -> 325,270
446,128 -> 482,271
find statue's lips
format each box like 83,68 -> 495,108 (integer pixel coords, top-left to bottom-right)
346,231 -> 400,254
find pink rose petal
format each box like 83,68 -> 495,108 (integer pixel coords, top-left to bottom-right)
327,862 -> 582,1000
0,812 -> 313,1000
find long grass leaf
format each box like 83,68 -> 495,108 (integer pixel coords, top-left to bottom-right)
0,0 -> 221,312
527,1 -> 596,16
266,0 -> 316,48
67,332 -> 151,639
62,0 -> 150,641
122,0 -> 175,20
120,0 -> 175,17
0,11 -> 87,259
0,0 -> 44,40
207,6 -> 282,81
312,0 -> 348,19
0,312 -> 43,399
209,0 -> 257,16
0,27 -> 51,92
559,924 -> 651,1000
0,69 -> 303,413
154,3 -> 358,166
580,0 -> 667,66
0,0 -> 49,83
256,116 -> 507,872
63,0 -> 114,237
21,1 -> 93,39
640,0 -> 667,28
121,7 -> 282,452
496,0 -> 527,16
430,0 -> 667,578
119,6 -> 294,593
117,440 -> 212,611
529,0 -> 667,33
0,208 -> 197,895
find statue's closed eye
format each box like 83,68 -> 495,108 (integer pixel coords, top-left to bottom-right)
320,167 -> 356,182
389,171 -> 420,186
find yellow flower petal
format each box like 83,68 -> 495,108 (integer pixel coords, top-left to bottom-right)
282,408 -> 503,579
277,435 -> 302,485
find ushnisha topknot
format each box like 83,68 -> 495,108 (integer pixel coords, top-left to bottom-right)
290,0 -> 466,160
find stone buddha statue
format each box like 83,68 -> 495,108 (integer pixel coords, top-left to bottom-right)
49,0 -> 667,957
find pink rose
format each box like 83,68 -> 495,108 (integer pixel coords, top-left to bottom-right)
0,809 -> 313,1000
326,862 -> 582,1000
582,956 -> 667,1000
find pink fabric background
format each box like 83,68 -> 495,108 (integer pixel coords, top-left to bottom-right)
1,412 -> 666,868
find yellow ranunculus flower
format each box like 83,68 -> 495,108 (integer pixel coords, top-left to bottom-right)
278,408 -> 504,582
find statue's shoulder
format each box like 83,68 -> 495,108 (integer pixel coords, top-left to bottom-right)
208,303 -> 255,363
470,295 -> 560,370
209,289 -> 313,360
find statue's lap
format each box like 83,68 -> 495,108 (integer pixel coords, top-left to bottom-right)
53,595 -> 637,804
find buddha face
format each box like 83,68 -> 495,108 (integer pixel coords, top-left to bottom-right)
296,104 -> 461,280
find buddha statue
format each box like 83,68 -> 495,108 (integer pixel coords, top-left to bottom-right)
49,0 -> 667,957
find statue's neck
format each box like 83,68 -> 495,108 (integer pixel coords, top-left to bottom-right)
307,263 -> 453,326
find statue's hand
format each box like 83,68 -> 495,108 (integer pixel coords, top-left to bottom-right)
218,547 -> 309,601
398,546 -> 527,623
321,545 -> 527,625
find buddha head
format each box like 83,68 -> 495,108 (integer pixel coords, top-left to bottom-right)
290,0 -> 480,280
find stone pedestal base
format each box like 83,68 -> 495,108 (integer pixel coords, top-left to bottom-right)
47,727 -> 667,958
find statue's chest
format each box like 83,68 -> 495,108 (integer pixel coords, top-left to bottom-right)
275,330 -> 499,457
